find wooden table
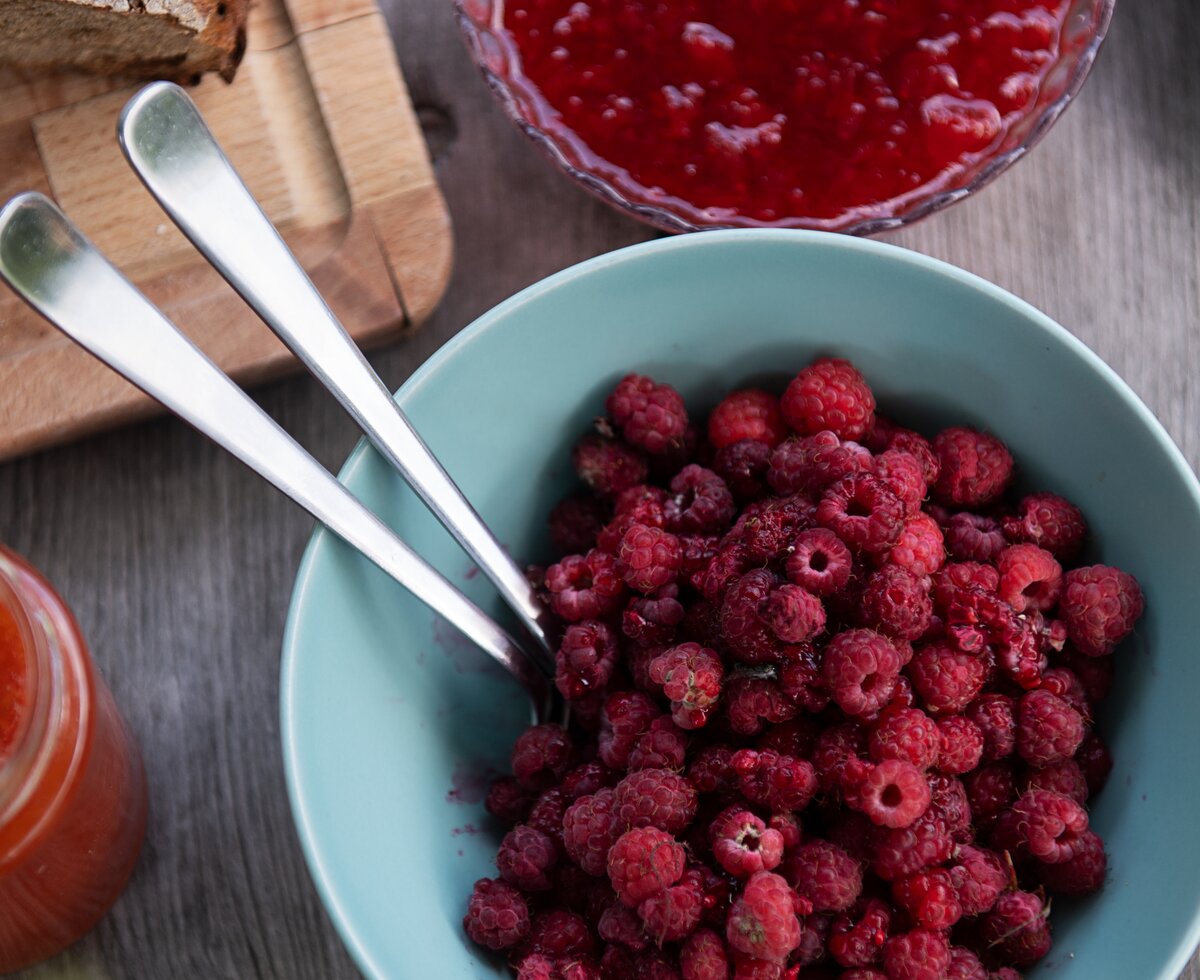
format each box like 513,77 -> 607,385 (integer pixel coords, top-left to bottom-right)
2,0 -> 1197,976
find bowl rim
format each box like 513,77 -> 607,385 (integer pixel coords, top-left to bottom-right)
280,228 -> 1200,980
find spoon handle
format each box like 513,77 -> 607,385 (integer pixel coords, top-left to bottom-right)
117,81 -> 557,671
0,192 -> 551,714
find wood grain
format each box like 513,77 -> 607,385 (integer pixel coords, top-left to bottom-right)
1,0 -> 1198,977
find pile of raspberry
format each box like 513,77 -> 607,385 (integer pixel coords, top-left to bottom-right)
463,358 -> 1143,980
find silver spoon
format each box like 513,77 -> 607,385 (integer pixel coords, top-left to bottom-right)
0,192 -> 554,722
116,81 -> 558,672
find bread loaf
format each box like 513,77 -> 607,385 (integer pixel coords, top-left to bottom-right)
0,0 -> 248,82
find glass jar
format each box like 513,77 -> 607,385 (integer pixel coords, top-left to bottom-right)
0,545 -> 147,972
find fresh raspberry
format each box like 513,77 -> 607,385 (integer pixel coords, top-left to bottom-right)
888,673 -> 918,709
768,431 -> 872,495
783,839 -> 862,912
619,524 -> 683,594
817,474 -> 905,555
1016,690 -> 1084,767
767,811 -> 802,850
791,912 -> 831,969
598,899 -> 648,951
848,759 -> 931,829
615,484 -> 671,519
1002,492 -> 1087,562
1024,758 -> 1089,804
858,565 -> 932,641
823,629 -> 903,717
709,389 -> 788,448
996,544 -> 1062,613
829,898 -> 890,968
487,776 -> 534,825
464,878 -> 531,950
547,550 -> 627,623
887,429 -> 940,484
777,645 -> 831,713
760,583 -> 826,644
679,537 -> 722,596
701,540 -> 751,604
882,928 -> 950,980
628,717 -> 689,772
946,947 -> 987,980
514,953 -> 555,980
528,788 -> 570,852
887,513 -> 946,578
556,621 -> 620,700
613,768 -> 698,834
980,891 -> 1051,968
812,720 -> 869,793
523,909 -> 596,959
638,867 -> 705,942
574,434 -> 649,496
964,762 -> 1017,824
687,744 -> 737,795
993,789 -> 1089,863
874,449 -> 927,515
908,642 -> 987,716
649,643 -> 725,730
966,694 -> 1017,761
870,811 -> 954,881
943,512 -> 1006,565
932,562 -> 1000,610
731,749 -> 819,813
1038,829 -> 1106,895
499,825 -> 558,891
927,773 -> 972,841
864,414 -> 900,452
781,357 -> 876,440
710,808 -> 784,879
1075,731 -> 1113,796
892,867 -> 962,929
623,587 -> 686,648
681,928 -> 730,980
1037,666 -> 1090,718
721,570 -> 788,664
947,844 -> 1008,916
562,762 -> 617,802
607,827 -> 686,907
1060,564 -> 1144,657
606,374 -> 689,455
665,465 -> 737,535
723,676 -> 797,737
549,495 -> 610,556
932,428 -> 1013,508
738,495 -> 817,563
840,969 -> 887,980
725,871 -> 803,963
870,708 -> 941,770
935,715 -> 985,775
785,527 -> 854,596
598,691 -> 661,771
563,788 -> 621,878
944,587 -> 1046,689
513,724 -> 575,792
713,439 -> 772,502
649,420 -> 704,484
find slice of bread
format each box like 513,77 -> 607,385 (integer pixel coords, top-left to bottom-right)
0,0 -> 248,82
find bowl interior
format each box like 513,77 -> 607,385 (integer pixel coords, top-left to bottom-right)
282,230 -> 1200,979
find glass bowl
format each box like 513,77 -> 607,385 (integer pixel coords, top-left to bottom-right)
456,0 -> 1116,234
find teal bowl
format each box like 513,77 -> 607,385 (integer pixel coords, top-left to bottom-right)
281,230 -> 1200,979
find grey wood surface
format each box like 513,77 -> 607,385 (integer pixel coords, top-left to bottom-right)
1,0 -> 1197,976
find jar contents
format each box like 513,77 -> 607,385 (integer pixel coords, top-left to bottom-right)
0,604 -> 24,758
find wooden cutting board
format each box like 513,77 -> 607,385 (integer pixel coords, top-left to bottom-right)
0,0 -> 452,461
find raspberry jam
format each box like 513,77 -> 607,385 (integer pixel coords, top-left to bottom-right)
495,0 -> 1073,228
0,546 -> 147,972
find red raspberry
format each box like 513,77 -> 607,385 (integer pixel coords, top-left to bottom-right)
936,715 -> 985,775
1037,666 -> 1090,718
607,827 -> 686,907
623,587 -> 686,648
512,724 -> 575,792
709,389 -> 788,448
871,811 -> 954,881
943,512 -> 1007,563
768,431 -> 872,495
946,947 -> 987,980
932,562 -> 1000,610
702,540 -> 751,604
849,759 -> 931,829
864,414 -> 899,451
760,583 -> 826,644
781,357 -> 876,440
681,928 -> 730,980
1024,758 -> 1089,804
464,878 -> 531,950
615,484 -> 670,518
637,867 -> 705,942
927,773 -> 972,841
556,621 -> 620,700
528,788 -> 569,852
993,789 -> 1088,863
932,428 -> 1013,507
679,537 -> 722,596
523,909 -> 596,959
731,748 -> 818,813
607,374 -> 689,455
996,544 -> 1062,613
499,825 -> 558,891
547,550 -> 626,623
721,570 -> 788,664
874,449 -> 927,515
628,717 -> 689,772
947,844 -> 1008,916
738,495 -> 817,563
613,768 -> 698,834
711,808 -> 785,878
687,744 -> 737,795
812,720 -> 869,793
574,434 -> 649,496
817,474 -> 905,554
966,694 -> 1017,761
859,566 -> 932,641
882,928 -> 950,980
1060,564 -> 1144,657
549,495 -> 610,556
980,891 -> 1051,968
1016,690 -> 1084,767
486,776 -> 534,825
725,871 -> 803,963
597,899 -> 648,951
944,587 -> 1046,689
561,761 -> 616,801
908,642 -> 987,716
829,898 -> 890,968
964,762 -> 1017,824
1002,491 -> 1087,562
597,496 -> 667,558
892,867 -> 962,929
870,708 -> 941,770
649,643 -> 725,730
785,528 -> 854,596
990,971 -> 1022,980
618,524 -> 683,594
783,839 -> 862,912
713,439 -> 772,502
666,465 -> 736,535
1075,731 -> 1113,796
791,913 -> 831,970
823,629 -> 903,718
887,512 -> 945,578
777,645 -> 831,713
723,676 -> 797,737
767,811 -> 802,850
887,429 -> 940,485
1038,829 -> 1106,895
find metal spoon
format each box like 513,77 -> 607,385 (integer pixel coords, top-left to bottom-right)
116,81 -> 557,672
0,192 -> 554,721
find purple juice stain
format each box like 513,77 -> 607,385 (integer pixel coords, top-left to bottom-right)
447,759 -> 501,805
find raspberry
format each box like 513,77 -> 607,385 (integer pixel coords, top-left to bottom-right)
829,898 -> 890,968
781,357 -> 876,440
1024,758 -> 1089,804
1037,829 -> 1106,895
711,808 -> 785,878
887,513 -> 946,577
946,947 -> 987,980
666,465 -> 737,535
812,720 -> 869,793
638,868 -> 705,942
723,675 -> 797,736
791,912 -> 831,969
992,789 -> 1088,863
561,762 -> 616,801
864,414 -> 899,451
607,827 -> 686,907
628,717 -> 689,771
785,528 -> 854,596
947,844 -> 1008,916
464,878 -> 531,950
874,449 -> 927,515
713,439 -> 772,502
944,587 -> 1046,689
932,562 -> 1000,610
777,645 -> 831,712
768,431 -> 872,495
557,621 -> 621,700
731,748 -> 819,813
996,544 -> 1062,613
624,587 -> 686,648
882,928 -> 950,980
599,691 -> 661,770
944,512 -> 1007,564
980,891 -> 1051,968
892,867 -> 963,929
870,708 -> 941,770
615,484 -> 670,519
767,811 -> 802,850
687,744 -> 737,795
528,788 -> 570,851
1002,492 -> 1087,562
1060,564 -> 1144,657
679,537 -> 722,596
702,540 -> 751,604
487,775 -> 534,825
823,629 -> 903,718
908,642 -> 987,716
967,694 -> 1017,761
607,374 -> 689,455
650,643 -> 725,730
849,759 -> 931,829
549,495 -> 610,556
738,495 -> 816,563
935,715 -> 985,775
547,550 -> 627,623
927,773 -> 972,842
783,839 -> 862,912
858,565 -> 932,641
709,389 -> 788,448
619,524 -> 684,594
681,928 -> 730,980
721,570 -> 788,664
887,429 -> 940,485
964,762 -> 1017,824
574,434 -> 649,496
871,811 -> 954,881
1016,690 -> 1084,767
499,825 -> 558,891
817,474 -> 905,555
513,724 -> 575,791
613,768 -> 698,834
932,428 -> 1013,507
1037,666 -> 1090,718
760,583 -> 826,644
523,909 -> 596,959
1075,731 -> 1113,796
598,900 -> 648,951
725,871 -> 803,963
